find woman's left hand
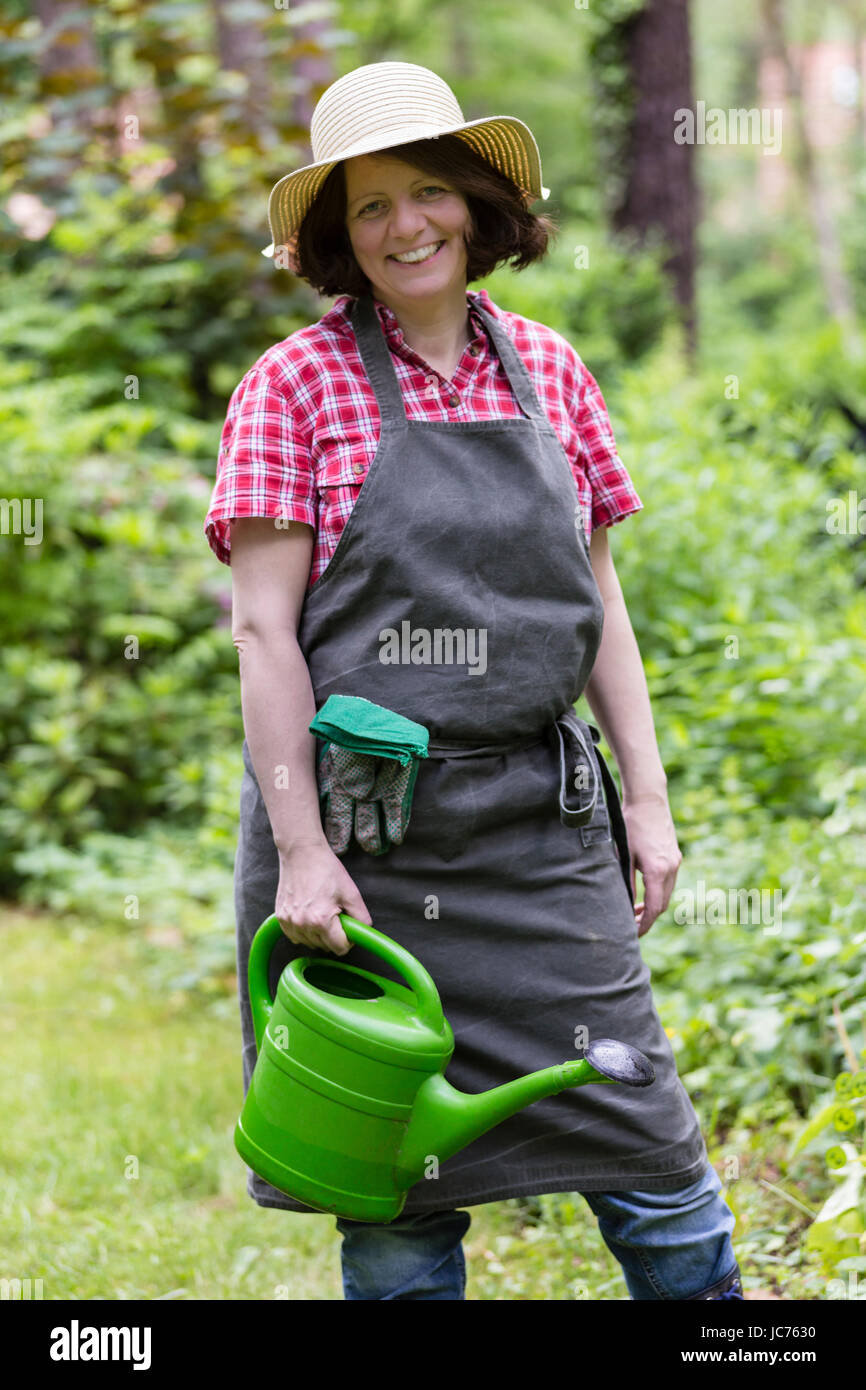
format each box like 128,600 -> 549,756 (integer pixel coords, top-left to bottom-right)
620,789 -> 683,937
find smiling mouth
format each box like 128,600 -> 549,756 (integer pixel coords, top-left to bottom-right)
388,240 -> 445,265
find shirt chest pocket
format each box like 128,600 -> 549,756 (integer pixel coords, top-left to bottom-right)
317,441 -> 373,497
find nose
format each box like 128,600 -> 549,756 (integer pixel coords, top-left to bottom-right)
387,195 -> 429,243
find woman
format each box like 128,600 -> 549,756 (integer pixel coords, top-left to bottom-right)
205,61 -> 743,1301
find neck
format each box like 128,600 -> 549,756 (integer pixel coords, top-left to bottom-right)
370,284 -> 474,363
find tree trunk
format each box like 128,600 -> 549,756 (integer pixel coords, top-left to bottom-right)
32,0 -> 99,81
212,0 -> 277,147
611,0 -> 698,358
761,0 -> 860,351
290,13 -> 335,162
30,0 -> 102,192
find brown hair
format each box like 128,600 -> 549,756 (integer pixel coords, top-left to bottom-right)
290,134 -> 559,298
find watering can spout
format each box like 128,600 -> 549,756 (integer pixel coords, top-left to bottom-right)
396,1041 -> 655,1186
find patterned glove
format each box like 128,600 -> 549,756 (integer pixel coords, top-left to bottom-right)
317,743 -> 420,856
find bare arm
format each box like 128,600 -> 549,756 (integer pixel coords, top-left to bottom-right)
582,525 -> 668,802
230,517 -> 372,951
230,517 -> 327,852
583,525 -> 682,934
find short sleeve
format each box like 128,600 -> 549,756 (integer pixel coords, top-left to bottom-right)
576,364 -> 643,533
203,366 -> 316,566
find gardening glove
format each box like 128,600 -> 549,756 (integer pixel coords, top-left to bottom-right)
310,695 -> 429,857
373,754 -> 421,846
316,743 -> 373,855
317,744 -> 420,855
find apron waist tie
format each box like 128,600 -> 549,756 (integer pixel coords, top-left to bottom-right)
593,741 -> 634,907
426,734 -> 545,758
427,714 -> 633,906
554,711 -> 633,906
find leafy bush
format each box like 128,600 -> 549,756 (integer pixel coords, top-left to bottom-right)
482,218 -> 676,383
596,326 -> 866,821
789,1062 -> 866,1296
0,350 -> 242,893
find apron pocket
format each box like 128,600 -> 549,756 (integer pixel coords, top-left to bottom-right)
580,788 -> 613,846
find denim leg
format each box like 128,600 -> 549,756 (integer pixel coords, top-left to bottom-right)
581,1161 -> 742,1300
335,1208 -> 472,1300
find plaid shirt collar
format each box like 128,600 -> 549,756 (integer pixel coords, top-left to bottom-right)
369,289 -> 493,355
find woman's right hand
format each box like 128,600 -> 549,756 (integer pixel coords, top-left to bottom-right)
274,840 -> 372,955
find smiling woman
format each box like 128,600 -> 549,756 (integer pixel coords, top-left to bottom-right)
206,59 -> 743,1305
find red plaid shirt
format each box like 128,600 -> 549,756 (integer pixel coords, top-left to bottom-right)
204,287 -> 642,585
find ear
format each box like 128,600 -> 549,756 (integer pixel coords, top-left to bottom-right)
273,232 -> 301,274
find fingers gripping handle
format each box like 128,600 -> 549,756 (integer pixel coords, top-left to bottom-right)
247,912 -> 445,1049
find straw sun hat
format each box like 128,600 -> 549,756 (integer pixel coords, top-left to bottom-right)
261,60 -> 550,259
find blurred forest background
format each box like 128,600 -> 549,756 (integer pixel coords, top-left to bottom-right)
1,0 -> 865,1300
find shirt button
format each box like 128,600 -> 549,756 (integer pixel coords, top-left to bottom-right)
468,344 -> 480,357
448,393 -> 460,407
352,461 -> 365,476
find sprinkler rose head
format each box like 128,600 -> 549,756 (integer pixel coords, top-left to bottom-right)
585,1038 -> 656,1088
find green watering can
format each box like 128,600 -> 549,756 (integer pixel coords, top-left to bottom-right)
234,913 -> 655,1223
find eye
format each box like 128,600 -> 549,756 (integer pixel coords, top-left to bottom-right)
356,186 -> 448,216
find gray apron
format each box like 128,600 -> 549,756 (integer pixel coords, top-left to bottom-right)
233,291 -> 707,1215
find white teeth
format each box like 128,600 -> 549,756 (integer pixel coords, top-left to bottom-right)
391,241 -> 443,264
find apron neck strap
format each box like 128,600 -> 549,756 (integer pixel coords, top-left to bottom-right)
350,291 -> 545,425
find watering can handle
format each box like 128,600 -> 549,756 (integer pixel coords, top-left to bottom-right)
338,913 -> 443,1032
247,913 -> 444,1048
247,914 -> 286,1053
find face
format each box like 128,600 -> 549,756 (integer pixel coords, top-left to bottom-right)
343,153 -> 472,308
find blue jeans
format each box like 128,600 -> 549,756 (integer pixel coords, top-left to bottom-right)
335,1160 -> 742,1300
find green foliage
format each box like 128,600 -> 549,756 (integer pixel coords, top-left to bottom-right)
843,183 -> 866,325
0,173 -> 314,419
481,218 -> 676,383
698,214 -> 829,342
595,326 -> 866,819
638,813 -> 866,1119
789,1062 -> 866,1294
0,0 -> 340,896
0,0 -> 326,413
0,369 -> 243,892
